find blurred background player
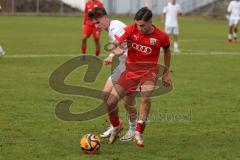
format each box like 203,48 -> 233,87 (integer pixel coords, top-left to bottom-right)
0,4 -> 4,56
81,0 -> 104,58
162,0 -> 182,53
227,0 -> 240,42
0,46 -> 5,57
105,7 -> 172,147
88,7 -> 137,141
0,2 -> 4,56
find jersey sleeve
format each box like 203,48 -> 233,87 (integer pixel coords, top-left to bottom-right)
109,21 -> 126,41
98,1 -> 104,7
163,6 -> 167,13
227,2 -> 233,13
114,24 -> 134,43
161,33 -> 170,49
109,24 -> 117,41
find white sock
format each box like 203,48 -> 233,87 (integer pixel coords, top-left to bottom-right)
135,131 -> 141,135
228,34 -> 233,39
174,42 -> 178,49
233,33 -> 237,38
137,119 -> 145,124
129,120 -> 136,131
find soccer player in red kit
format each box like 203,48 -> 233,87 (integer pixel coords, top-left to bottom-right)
82,0 -> 104,57
106,7 -> 172,147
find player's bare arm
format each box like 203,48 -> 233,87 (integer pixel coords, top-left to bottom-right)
162,46 -> 172,87
104,53 -> 114,65
111,40 -> 126,56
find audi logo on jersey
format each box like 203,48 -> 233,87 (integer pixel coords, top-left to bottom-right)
131,43 -> 152,55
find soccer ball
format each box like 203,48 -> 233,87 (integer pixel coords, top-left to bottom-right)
80,134 -> 101,154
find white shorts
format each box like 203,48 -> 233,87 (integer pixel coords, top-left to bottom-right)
108,62 -> 126,83
165,26 -> 179,35
229,19 -> 239,26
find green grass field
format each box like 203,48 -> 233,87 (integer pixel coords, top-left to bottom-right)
0,15 -> 240,160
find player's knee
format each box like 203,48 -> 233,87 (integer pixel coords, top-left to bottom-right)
102,92 -> 110,103
106,95 -> 118,109
124,99 -> 136,108
94,39 -> 100,42
82,36 -> 88,41
141,96 -> 151,104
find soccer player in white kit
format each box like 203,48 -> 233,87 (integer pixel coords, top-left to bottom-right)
88,7 -> 137,142
0,46 -> 5,57
227,0 -> 240,42
162,0 -> 182,53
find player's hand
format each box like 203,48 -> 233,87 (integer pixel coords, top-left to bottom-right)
104,56 -> 113,65
162,74 -> 172,87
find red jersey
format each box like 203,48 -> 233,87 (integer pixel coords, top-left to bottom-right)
83,0 -> 104,26
115,23 -> 170,64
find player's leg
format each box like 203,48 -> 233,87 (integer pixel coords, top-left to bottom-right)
233,22 -> 238,42
107,84 -> 127,144
82,25 -> 92,57
133,80 -> 155,147
120,93 -> 137,141
105,62 -> 137,141
165,26 -> 179,53
93,27 -> 101,56
101,83 -> 137,140
82,35 -> 87,56
107,69 -> 140,143
173,27 -> 180,53
165,26 -> 172,37
173,35 -> 180,53
100,79 -> 115,138
101,64 -> 126,138
228,26 -> 234,42
0,45 -> 5,56
228,20 -> 234,42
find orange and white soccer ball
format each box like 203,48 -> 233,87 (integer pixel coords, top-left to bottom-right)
80,134 -> 101,154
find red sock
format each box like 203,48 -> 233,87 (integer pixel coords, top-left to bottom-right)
82,46 -> 86,55
109,115 -> 120,127
95,48 -> 100,56
136,121 -> 146,134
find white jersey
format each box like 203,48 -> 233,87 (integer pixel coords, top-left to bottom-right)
107,20 -> 128,82
163,2 -> 182,27
228,0 -> 240,20
108,20 -> 127,63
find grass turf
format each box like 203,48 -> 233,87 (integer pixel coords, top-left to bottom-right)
0,16 -> 240,160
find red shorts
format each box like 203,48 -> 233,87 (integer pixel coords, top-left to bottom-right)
83,24 -> 101,40
116,69 -> 159,93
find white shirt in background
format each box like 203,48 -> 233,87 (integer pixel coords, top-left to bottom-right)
163,2 -> 182,27
228,0 -> 240,20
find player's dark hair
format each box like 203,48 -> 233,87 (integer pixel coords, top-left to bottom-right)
88,7 -> 107,20
134,7 -> 152,22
